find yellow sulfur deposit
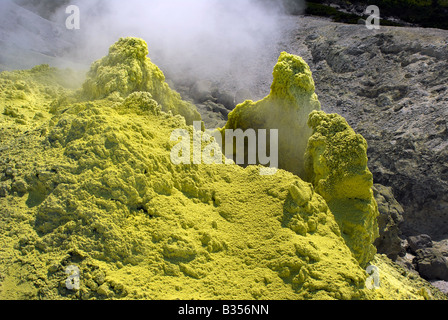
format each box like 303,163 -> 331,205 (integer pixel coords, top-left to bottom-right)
220,52 -> 321,177
220,52 -> 378,268
0,38 -> 446,300
82,37 -> 201,125
304,111 -> 379,268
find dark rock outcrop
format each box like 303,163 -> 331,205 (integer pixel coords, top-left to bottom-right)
414,248 -> 448,281
408,234 -> 434,254
373,184 -> 405,260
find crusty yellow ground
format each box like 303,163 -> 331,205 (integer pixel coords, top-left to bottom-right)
0,38 -> 445,300
219,52 -> 377,268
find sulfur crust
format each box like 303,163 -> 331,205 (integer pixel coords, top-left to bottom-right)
304,110 -> 379,268
220,52 -> 321,177
220,52 -> 378,268
1,94 -> 369,299
0,38 -> 445,300
82,37 -> 201,125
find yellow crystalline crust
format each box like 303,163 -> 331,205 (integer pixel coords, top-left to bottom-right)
221,52 -> 321,177
219,51 -> 377,268
0,38 -> 445,300
82,37 -> 201,125
1,90 -> 373,300
304,110 -> 379,268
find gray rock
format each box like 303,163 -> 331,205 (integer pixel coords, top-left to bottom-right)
205,101 -> 230,117
414,248 -> 448,281
408,234 -> 433,254
294,18 -> 448,240
212,89 -> 235,111
11,178 -> 28,196
306,34 -> 319,41
180,17 -> 448,243
434,239 -> 448,258
4,166 -> 15,179
373,183 -> 405,260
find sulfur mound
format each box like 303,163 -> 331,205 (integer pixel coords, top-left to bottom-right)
304,110 -> 379,267
219,52 -> 379,267
220,52 -> 321,177
2,90 -> 376,299
81,37 -> 201,125
0,87 -> 372,300
0,40 -> 446,300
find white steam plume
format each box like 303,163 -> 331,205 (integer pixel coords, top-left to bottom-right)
53,0 -> 298,97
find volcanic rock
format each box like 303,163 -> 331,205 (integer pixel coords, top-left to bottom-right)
408,234 -> 434,254
414,248 -> 448,281
189,80 -> 215,104
305,110 -> 379,267
280,17 -> 448,241
373,183 -> 405,260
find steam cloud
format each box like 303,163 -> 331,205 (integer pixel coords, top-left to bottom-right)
52,0 -> 301,96
2,0 -> 304,96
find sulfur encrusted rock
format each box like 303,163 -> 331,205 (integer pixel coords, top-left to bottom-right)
82,37 -> 201,125
0,39 -> 445,300
304,110 -> 379,267
220,51 -> 380,268
220,52 -> 321,177
372,183 -> 405,261
0,55 -> 373,300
